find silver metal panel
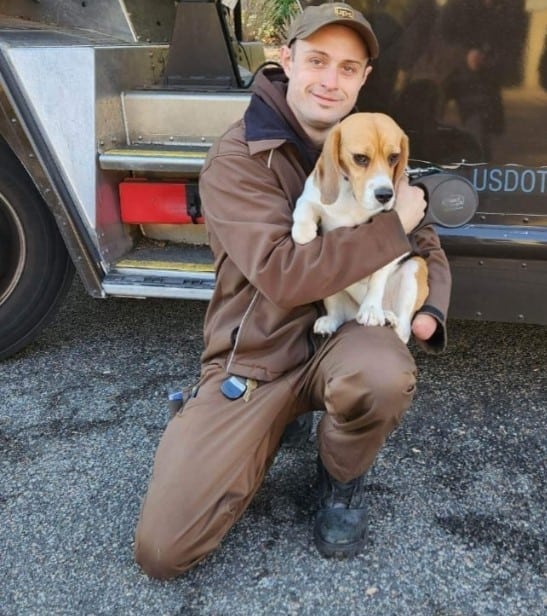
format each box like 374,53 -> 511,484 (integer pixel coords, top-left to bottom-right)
0,0 -> 136,41
7,45 -> 98,231
93,45 -> 168,262
0,76 -> 105,298
94,47 -> 168,150
3,39 -> 170,265
123,0 -> 176,43
122,91 -> 251,144
0,0 -> 176,43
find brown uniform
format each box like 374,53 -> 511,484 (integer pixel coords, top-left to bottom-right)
134,68 -> 451,579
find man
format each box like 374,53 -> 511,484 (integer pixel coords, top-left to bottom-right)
134,2 -> 451,579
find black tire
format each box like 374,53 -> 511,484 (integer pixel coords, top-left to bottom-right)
0,143 -> 74,360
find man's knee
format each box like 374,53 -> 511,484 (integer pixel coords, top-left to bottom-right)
134,524 -> 200,580
325,362 -> 416,424
368,364 -> 417,410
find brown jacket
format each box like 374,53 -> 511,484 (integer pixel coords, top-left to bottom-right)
199,69 -> 451,382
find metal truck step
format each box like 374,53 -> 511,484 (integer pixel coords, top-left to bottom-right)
99,144 -> 210,173
102,242 -> 215,299
99,89 -> 252,172
100,89 -> 251,173
102,267 -> 214,300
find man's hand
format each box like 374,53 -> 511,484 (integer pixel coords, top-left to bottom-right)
412,313 -> 437,340
394,176 -> 427,234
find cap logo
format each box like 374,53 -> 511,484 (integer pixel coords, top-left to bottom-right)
334,7 -> 354,19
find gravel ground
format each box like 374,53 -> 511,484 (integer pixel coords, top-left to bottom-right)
0,279 -> 545,615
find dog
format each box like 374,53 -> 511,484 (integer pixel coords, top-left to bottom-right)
291,112 -> 428,343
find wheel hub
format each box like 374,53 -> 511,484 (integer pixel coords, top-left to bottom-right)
0,192 -> 26,306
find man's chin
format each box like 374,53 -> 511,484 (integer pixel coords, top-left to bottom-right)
312,103 -> 353,125
309,112 -> 346,130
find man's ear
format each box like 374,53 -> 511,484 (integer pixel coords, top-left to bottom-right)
361,64 -> 373,88
279,45 -> 292,78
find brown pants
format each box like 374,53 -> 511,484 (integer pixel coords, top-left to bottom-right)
134,322 -> 417,579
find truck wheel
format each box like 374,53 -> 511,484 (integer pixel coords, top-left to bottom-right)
0,145 -> 74,360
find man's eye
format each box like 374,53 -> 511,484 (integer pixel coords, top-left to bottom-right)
388,153 -> 400,166
341,65 -> 357,75
309,57 -> 325,67
353,154 -> 370,167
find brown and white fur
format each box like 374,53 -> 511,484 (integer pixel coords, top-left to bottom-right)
291,112 -> 428,343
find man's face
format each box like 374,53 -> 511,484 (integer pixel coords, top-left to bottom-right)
280,24 -> 372,143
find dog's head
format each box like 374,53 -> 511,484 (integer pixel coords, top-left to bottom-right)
314,112 -> 409,213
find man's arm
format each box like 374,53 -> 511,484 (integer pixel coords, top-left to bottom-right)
200,145 -> 413,309
394,176 -> 451,350
411,224 -> 452,352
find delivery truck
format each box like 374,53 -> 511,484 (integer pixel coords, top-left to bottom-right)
0,0 -> 545,360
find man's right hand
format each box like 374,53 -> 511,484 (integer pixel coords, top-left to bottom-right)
394,176 -> 427,234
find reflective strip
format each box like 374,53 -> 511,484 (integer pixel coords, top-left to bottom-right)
115,259 -> 214,272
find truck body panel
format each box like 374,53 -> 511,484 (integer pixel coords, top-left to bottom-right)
0,0 -> 545,359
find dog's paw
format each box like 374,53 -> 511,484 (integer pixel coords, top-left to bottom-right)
384,311 -> 399,329
291,221 -> 318,245
356,304 -> 386,327
313,316 -> 341,335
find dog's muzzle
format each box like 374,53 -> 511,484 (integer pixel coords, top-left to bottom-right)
374,186 -> 394,207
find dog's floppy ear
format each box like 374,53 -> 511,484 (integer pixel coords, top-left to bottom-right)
315,124 -> 342,205
394,131 -> 410,185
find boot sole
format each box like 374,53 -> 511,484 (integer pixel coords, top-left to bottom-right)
313,528 -> 368,559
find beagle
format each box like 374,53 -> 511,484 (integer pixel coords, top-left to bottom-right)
291,112 -> 428,343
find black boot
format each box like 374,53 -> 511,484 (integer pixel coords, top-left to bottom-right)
314,458 -> 369,558
280,412 -> 314,448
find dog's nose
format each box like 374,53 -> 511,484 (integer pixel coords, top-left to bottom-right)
374,187 -> 394,205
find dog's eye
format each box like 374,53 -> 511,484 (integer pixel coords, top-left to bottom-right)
388,153 -> 400,166
353,154 -> 370,167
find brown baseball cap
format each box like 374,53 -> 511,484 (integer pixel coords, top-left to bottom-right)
286,2 -> 379,59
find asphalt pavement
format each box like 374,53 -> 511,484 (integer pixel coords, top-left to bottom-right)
0,278 -> 545,615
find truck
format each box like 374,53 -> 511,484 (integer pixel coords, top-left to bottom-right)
0,0 -> 545,361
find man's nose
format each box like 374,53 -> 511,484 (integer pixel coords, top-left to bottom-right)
321,66 -> 339,89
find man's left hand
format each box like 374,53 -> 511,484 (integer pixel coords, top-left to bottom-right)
412,313 -> 437,341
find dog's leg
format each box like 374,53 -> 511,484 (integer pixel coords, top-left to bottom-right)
355,259 -> 400,328
314,292 -> 356,335
387,257 -> 429,343
387,264 -> 416,343
291,180 -> 321,244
